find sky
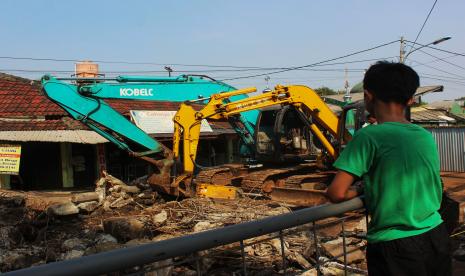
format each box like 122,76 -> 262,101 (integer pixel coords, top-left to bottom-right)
1,0 -> 464,102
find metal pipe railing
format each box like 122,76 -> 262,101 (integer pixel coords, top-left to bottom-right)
5,197 -> 364,276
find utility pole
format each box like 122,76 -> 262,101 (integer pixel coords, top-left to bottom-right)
399,36 -> 406,63
343,68 -> 351,103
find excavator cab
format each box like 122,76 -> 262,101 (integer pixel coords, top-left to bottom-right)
336,100 -> 367,153
255,106 -> 315,163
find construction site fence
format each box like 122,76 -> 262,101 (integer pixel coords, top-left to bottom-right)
426,126 -> 465,172
5,197 -> 365,276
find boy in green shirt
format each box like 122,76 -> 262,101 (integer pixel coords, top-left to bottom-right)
327,61 -> 451,275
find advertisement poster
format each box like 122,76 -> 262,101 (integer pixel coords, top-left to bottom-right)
0,145 -> 21,175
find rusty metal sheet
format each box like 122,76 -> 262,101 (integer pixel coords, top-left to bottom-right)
270,187 -> 328,206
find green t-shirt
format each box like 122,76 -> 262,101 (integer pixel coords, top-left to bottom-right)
334,122 -> 443,243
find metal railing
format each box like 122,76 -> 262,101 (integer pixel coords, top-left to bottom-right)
5,197 -> 365,276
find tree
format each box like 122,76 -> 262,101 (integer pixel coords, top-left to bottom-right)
314,86 -> 337,96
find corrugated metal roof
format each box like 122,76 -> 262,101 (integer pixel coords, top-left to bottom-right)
411,107 -> 456,123
0,130 -> 108,144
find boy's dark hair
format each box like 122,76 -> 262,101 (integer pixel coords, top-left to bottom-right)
363,61 -> 420,104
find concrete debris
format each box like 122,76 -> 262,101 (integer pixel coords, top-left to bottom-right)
321,237 -> 365,264
103,217 -> 150,242
85,242 -> 123,256
46,202 -> 79,216
71,192 -> 99,204
0,188 -> 375,274
77,201 -> 99,213
95,233 -> 118,244
270,238 -> 312,269
193,221 -> 223,232
62,238 -> 88,251
152,210 -> 168,225
0,226 -> 23,249
125,238 -> 152,247
61,249 -> 84,260
0,247 -> 43,272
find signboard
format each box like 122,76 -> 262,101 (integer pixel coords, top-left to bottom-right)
0,144 -> 21,175
130,110 -> 213,134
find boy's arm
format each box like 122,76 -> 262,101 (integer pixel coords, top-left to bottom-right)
326,170 -> 359,203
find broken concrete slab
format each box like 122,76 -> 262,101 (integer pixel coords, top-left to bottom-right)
103,217 -> 149,242
71,192 -> 99,204
77,201 -> 99,213
62,238 -> 88,251
46,202 -> 79,216
152,210 -> 168,226
85,242 -> 124,256
61,249 -> 84,260
95,233 -> 118,244
193,221 -> 223,233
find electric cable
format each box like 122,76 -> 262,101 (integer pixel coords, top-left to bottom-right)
219,40 -> 400,81
409,58 -> 465,79
405,0 -> 439,56
416,49 -> 465,71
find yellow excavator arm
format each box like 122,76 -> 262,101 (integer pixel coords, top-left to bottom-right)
173,85 -> 344,175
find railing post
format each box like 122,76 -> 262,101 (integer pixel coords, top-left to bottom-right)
239,240 -> 247,276
194,252 -> 202,276
279,231 -> 287,275
312,222 -> 321,276
341,219 -> 348,276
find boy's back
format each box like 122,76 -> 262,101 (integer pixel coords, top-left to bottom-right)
334,122 -> 443,242
327,61 -> 451,275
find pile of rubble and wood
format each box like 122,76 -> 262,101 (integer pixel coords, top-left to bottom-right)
0,171 -> 372,275
5,171 -> 465,275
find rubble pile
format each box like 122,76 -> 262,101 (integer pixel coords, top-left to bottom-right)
0,173 -> 374,275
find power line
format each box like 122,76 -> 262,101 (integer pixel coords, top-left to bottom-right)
409,58 -> 465,79
0,67 -> 366,75
416,49 -> 465,71
419,72 -> 465,81
405,40 -> 465,58
420,76 -> 465,86
405,0 -> 438,56
0,56 -> 395,73
220,40 -> 400,81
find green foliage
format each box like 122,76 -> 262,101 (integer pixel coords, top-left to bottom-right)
315,86 -> 338,96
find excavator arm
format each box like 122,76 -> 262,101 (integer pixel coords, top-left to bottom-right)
41,74 -> 258,195
173,85 -> 347,175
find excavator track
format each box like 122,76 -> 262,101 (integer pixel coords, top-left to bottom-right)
193,162 -> 335,206
194,164 -> 249,186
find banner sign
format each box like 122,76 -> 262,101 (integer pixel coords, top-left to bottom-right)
0,144 -> 21,175
130,110 -> 213,134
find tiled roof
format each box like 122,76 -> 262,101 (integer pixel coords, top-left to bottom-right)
0,73 -> 235,136
0,73 -> 66,117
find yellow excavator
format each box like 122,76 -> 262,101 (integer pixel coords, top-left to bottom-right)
170,85 -> 364,205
